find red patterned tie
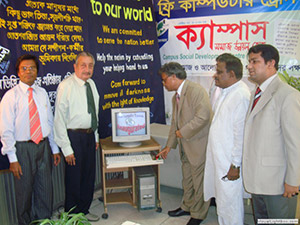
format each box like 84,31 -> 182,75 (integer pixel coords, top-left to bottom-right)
176,92 -> 180,105
176,92 -> 180,111
251,87 -> 261,111
28,88 -> 43,144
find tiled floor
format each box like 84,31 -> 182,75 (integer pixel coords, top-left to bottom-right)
55,186 -> 255,225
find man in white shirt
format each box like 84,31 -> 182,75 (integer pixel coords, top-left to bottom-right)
54,51 -> 100,221
0,54 -> 61,225
243,44 -> 300,222
203,53 -> 250,225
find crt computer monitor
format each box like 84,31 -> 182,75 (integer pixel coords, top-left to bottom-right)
111,107 -> 150,147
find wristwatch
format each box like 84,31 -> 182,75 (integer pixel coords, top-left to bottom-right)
230,164 -> 240,169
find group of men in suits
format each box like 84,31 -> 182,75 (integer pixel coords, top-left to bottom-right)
158,44 -> 300,225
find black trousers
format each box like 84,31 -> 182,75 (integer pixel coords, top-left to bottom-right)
15,138 -> 53,225
65,130 -> 96,214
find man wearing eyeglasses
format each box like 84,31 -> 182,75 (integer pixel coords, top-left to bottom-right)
243,44 -> 300,223
203,53 -> 250,225
157,62 -> 212,225
0,54 -> 61,225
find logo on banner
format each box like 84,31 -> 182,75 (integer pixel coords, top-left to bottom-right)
157,19 -> 169,48
0,46 -> 11,75
0,0 -> 8,8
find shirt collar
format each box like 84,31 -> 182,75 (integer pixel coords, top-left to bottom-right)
73,73 -> 87,86
221,80 -> 241,95
19,81 -> 38,93
176,80 -> 185,96
259,73 -> 277,92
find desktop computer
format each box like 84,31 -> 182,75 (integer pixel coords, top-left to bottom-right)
134,166 -> 156,210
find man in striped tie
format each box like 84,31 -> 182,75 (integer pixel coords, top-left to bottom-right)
0,54 -> 61,225
157,62 -> 212,225
243,44 -> 300,223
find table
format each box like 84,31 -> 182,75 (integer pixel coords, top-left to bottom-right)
150,123 -> 183,189
100,136 -> 162,219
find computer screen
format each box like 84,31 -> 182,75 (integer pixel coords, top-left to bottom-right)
111,107 -> 150,147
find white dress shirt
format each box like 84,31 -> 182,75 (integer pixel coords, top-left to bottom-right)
258,73 -> 277,92
176,80 -> 185,97
0,81 -> 59,162
54,73 -> 99,157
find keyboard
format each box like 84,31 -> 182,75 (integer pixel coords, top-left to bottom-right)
105,153 -> 163,169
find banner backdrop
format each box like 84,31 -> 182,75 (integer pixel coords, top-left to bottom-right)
154,0 -> 300,122
0,0 -> 165,169
155,0 -> 300,77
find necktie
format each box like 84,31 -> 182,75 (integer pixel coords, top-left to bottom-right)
251,87 -> 261,111
176,92 -> 180,105
28,87 -> 43,144
85,82 -> 97,131
175,92 -> 180,111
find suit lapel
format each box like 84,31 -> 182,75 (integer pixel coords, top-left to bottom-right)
247,76 -> 280,119
245,89 -> 255,121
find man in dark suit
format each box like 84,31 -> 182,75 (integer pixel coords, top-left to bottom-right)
157,62 -> 212,225
243,44 -> 300,223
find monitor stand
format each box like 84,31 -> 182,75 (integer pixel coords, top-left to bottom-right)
119,141 -> 142,148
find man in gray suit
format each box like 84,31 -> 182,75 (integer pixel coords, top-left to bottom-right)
243,44 -> 300,223
157,62 -> 212,225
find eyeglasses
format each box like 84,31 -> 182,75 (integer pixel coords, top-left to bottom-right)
161,76 -> 170,84
20,66 -> 37,72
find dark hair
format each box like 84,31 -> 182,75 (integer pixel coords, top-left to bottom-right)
75,51 -> 95,65
16,54 -> 39,74
158,62 -> 187,80
248,44 -> 279,70
216,53 -> 243,80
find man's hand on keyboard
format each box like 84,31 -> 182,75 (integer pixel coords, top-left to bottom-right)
105,153 -> 163,168
156,146 -> 171,160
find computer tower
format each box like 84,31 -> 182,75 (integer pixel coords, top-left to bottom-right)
134,166 -> 156,210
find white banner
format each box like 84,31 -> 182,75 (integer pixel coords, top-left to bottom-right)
158,10 -> 300,77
